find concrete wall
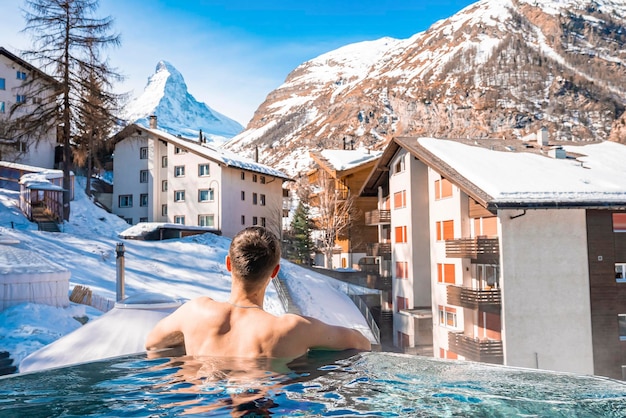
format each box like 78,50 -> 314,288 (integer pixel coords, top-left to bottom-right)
499,208 -> 594,375
112,135 -> 149,224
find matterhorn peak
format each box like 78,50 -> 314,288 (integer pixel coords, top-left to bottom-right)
123,61 -> 243,144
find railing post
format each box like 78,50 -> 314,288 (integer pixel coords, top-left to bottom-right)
116,242 -> 125,302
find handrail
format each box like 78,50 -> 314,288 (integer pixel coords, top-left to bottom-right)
346,286 -> 381,344
271,276 -> 291,313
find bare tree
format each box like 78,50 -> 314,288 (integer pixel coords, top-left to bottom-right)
15,0 -> 121,220
314,170 -> 358,269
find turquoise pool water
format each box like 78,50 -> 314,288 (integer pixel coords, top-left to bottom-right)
1,351 -> 625,417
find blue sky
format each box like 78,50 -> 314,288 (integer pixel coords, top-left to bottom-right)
0,0 -> 476,125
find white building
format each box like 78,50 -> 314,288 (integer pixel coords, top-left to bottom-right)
0,46 -> 58,168
362,136 -> 626,380
112,117 -> 291,238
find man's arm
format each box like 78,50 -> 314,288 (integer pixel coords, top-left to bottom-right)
297,315 -> 371,352
145,306 -> 187,351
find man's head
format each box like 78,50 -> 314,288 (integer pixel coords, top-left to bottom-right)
228,227 -> 281,286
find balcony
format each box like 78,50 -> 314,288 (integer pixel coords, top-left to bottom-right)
448,331 -> 503,364
447,285 -> 501,313
445,237 -> 499,263
364,209 -> 391,226
366,242 -> 391,258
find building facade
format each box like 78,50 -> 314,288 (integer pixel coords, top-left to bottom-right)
362,135 -> 626,379
0,47 -> 58,169
112,119 -> 290,238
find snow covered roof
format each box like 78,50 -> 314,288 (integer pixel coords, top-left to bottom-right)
0,162 -> 64,178
19,172 -> 64,191
319,149 -> 382,172
128,124 -> 291,181
0,245 -> 69,277
119,222 -> 218,239
363,137 -> 626,209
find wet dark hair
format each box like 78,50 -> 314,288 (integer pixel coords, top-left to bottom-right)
228,227 -> 281,285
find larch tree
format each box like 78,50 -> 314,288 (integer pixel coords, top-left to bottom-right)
15,0 -> 121,220
314,170 -> 358,270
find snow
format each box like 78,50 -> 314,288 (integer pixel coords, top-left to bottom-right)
418,138 -> 626,204
320,148 -> 382,172
0,177 -> 374,369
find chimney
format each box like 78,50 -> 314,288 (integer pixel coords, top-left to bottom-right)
254,145 -> 259,162
149,115 -> 157,129
198,129 -> 203,143
537,127 -> 549,146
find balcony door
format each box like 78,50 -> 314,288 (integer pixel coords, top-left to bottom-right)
476,264 -> 499,290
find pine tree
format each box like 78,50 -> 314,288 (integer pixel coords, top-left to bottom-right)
290,201 -> 313,265
15,0 -> 121,220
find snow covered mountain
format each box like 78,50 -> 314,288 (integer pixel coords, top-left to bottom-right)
123,61 -> 243,144
224,0 -> 626,175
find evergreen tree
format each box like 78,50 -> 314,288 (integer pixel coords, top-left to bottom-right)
14,0 -> 121,220
291,201 -> 313,264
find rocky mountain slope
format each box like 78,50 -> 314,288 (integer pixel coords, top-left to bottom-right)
123,61 -> 243,144
224,0 -> 626,175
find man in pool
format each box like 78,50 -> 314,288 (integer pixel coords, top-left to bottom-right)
146,226 -> 371,359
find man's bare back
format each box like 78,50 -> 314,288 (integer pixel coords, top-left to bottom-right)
146,227 -> 371,359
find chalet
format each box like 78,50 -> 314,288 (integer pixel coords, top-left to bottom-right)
111,116 -> 291,238
361,134 -> 626,380
307,148 -> 382,269
0,47 -> 58,168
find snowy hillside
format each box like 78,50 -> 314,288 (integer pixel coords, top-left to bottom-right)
123,61 -> 243,144
224,0 -> 626,175
0,178 -> 374,367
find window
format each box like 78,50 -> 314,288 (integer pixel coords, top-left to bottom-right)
393,155 -> 405,174
614,213 -> 626,232
118,195 -> 133,208
396,296 -> 409,313
435,178 -> 453,200
260,176 -> 266,184
437,263 -> 456,284
439,306 -> 457,328
616,263 -> 626,283
241,191 -> 245,201
16,71 -> 27,80
477,264 -> 499,288
140,193 -> 148,207
198,214 -> 215,227
0,101 -> 4,113
162,156 -> 168,168
174,147 -> 186,154
253,216 -> 258,225
261,217 -> 266,227
260,194 -> 266,206
162,180 -> 168,191
393,190 -> 406,209
619,314 -> 626,341
241,171 -> 245,180
161,204 -> 167,216
16,95 -> 26,104
174,190 -> 185,202
174,165 -> 185,177
198,189 -> 214,202
253,193 -> 258,205
174,215 -> 185,225
140,147 -> 148,159
0,78 -> 5,90
395,225 -> 408,243
139,170 -> 149,183
395,261 -> 408,279
241,215 -> 245,225
474,216 -> 498,237
124,218 -> 133,225
436,220 -> 454,241
139,217 -> 148,223
198,164 -> 210,177
253,174 -> 258,183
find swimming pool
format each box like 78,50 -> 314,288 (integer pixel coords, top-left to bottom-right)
1,351 -> 626,417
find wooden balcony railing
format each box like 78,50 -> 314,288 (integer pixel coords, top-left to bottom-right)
364,209 -> 391,226
366,242 -> 391,258
445,237 -> 499,263
448,331 -> 503,364
447,285 -> 501,313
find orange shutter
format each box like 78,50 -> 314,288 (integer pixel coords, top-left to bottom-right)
395,226 -> 403,243
444,264 -> 455,284
435,180 -> 441,200
441,178 -> 453,198
437,263 -> 443,283
443,220 -> 454,240
436,221 -> 442,241
393,191 -> 402,209
482,217 -> 497,236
